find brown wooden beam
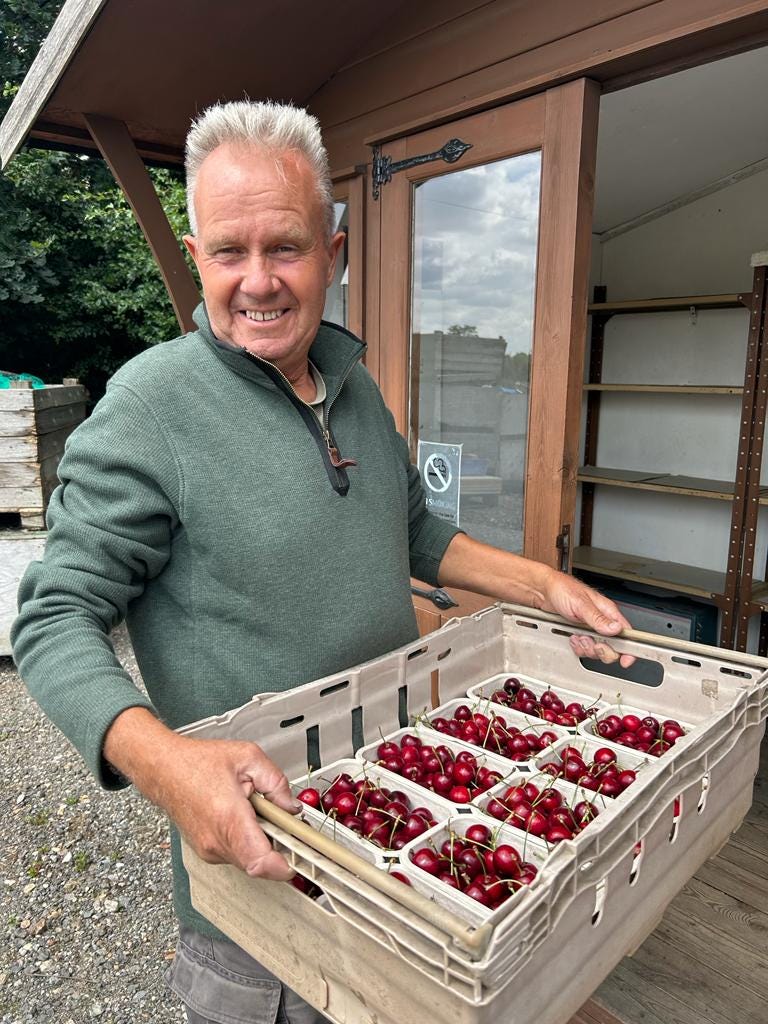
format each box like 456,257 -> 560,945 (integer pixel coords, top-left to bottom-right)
83,113 -> 199,333
524,78 -> 601,568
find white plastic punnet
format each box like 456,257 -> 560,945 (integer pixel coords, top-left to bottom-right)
467,673 -> 610,732
290,757 -> 456,861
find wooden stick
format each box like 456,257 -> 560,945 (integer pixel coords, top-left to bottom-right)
499,602 -> 768,670
249,794 -> 493,954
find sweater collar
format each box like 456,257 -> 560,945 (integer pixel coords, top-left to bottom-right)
193,302 -> 366,403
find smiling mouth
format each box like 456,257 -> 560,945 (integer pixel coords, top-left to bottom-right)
242,309 -> 288,322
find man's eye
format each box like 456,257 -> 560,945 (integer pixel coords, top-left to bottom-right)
274,245 -> 297,255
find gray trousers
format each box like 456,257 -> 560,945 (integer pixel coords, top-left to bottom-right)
165,926 -> 328,1024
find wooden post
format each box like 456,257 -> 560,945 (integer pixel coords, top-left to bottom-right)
83,113 -> 200,332
524,78 -> 601,568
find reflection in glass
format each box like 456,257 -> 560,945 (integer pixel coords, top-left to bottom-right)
323,201 -> 349,328
411,152 -> 541,553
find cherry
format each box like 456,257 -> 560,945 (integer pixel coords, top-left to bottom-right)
297,788 -> 321,809
465,823 -> 491,845
449,785 -> 471,803
493,845 -> 522,877
390,871 -> 411,886
412,849 -> 441,875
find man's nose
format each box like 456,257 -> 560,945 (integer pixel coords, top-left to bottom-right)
241,255 -> 279,296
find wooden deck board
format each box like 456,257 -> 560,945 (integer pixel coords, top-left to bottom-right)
589,738 -> 768,1024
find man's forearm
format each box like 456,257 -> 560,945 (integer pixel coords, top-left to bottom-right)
437,533 -> 557,609
103,707 -> 185,810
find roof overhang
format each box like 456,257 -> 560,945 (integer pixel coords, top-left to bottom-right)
0,0 -> 408,168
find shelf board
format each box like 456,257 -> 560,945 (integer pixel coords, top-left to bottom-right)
588,294 -> 748,315
583,383 -> 743,394
572,546 -> 726,599
577,467 -> 750,501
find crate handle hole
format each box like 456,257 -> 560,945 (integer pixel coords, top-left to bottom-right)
629,840 -> 644,886
669,795 -> 683,843
319,680 -> 350,697
280,715 -> 304,728
516,620 -> 539,630
697,773 -> 711,815
672,655 -> 701,667
552,627 -> 575,638
591,878 -> 607,926
720,666 -> 752,679
578,656 -> 663,687
407,646 -> 428,661
437,648 -> 452,661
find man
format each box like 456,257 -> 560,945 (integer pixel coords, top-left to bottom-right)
13,101 -> 632,1024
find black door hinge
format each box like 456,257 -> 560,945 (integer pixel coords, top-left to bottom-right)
371,138 -> 473,199
556,524 -> 571,572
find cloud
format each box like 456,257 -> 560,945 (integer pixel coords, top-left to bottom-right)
413,153 -> 541,353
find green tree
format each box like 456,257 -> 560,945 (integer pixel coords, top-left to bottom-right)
0,0 -> 194,401
446,324 -> 478,336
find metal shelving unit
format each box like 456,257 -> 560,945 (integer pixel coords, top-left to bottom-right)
577,268 -> 768,650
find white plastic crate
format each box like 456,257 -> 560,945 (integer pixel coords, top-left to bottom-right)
179,604 -> 768,1024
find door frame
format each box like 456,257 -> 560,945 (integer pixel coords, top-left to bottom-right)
373,78 -> 600,568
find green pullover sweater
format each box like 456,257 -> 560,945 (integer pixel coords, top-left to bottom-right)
12,304 -> 460,937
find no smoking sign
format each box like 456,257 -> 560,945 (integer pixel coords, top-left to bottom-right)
417,441 -> 462,525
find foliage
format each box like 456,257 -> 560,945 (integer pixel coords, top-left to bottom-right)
502,351 -> 531,386
446,323 -> 478,336
0,0 -> 195,402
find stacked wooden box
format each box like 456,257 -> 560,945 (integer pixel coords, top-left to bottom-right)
0,381 -> 87,529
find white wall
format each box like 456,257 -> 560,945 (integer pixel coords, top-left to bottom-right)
586,167 -> 768,632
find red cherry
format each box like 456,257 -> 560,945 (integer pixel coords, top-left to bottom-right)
621,714 -> 642,733
296,788 -> 321,809
465,823 -> 491,845
411,849 -> 441,874
593,747 -> 618,765
390,871 -> 411,886
449,785 -> 471,803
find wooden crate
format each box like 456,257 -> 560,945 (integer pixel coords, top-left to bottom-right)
0,381 -> 87,529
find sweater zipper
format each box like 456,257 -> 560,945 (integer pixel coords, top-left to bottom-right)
243,352 -> 357,496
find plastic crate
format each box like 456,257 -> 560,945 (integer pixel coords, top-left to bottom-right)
179,604 -> 768,1024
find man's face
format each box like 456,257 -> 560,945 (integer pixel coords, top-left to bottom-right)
183,144 -> 344,372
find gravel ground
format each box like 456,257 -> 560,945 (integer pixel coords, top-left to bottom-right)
0,628 -> 185,1024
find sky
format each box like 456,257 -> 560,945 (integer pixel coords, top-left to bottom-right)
411,150 -> 541,356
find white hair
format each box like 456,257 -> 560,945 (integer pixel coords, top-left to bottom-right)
185,100 -> 334,238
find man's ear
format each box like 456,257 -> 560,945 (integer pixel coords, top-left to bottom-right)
326,231 -> 346,287
182,235 -> 198,262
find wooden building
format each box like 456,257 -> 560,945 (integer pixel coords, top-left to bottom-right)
2,3 -> 768,1022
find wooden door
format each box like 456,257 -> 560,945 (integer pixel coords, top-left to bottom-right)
374,80 -> 599,623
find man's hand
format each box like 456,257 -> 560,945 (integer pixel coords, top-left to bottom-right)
104,708 -> 301,880
438,533 -> 635,667
536,569 -> 636,669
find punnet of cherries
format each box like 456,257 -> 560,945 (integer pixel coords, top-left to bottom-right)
370,733 -> 504,803
405,822 -> 539,909
296,771 -> 438,850
487,677 -> 601,728
484,778 -> 600,844
538,744 -> 638,797
427,704 -> 561,761
594,710 -> 686,756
